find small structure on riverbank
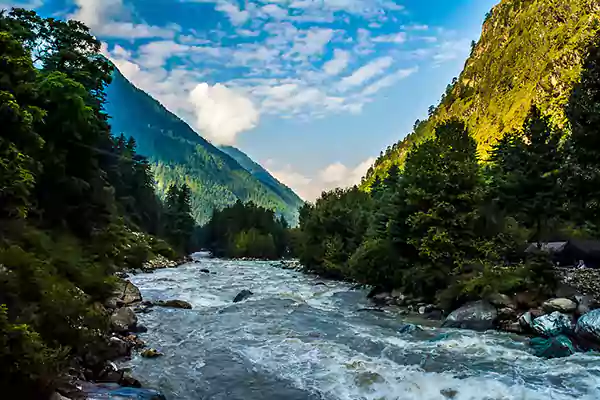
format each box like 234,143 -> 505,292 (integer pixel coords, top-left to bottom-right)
526,239 -> 600,268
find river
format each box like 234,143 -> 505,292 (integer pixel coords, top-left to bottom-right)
123,259 -> 600,400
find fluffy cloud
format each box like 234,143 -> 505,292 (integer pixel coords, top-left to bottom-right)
339,56 -> 393,91
267,158 -> 375,201
323,49 -> 350,75
189,83 -> 259,145
71,0 -> 177,39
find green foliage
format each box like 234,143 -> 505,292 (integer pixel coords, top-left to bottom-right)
204,200 -> 289,259
0,9 -> 183,394
365,0 -> 600,188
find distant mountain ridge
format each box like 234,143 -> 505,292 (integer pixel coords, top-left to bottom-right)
103,66 -> 303,225
364,0 -> 600,187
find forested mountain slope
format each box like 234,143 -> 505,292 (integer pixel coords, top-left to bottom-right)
218,145 -> 304,214
364,0 -> 600,187
104,68 -> 302,225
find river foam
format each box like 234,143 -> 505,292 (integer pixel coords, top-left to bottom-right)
124,260 -> 600,400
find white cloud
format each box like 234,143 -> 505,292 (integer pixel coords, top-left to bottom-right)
361,66 -> 418,96
288,28 -> 334,59
216,0 -> 249,25
189,83 -> 259,145
266,158 -> 375,201
71,0 -> 176,39
323,49 -> 350,75
339,56 -> 393,91
261,4 -> 288,19
372,32 -> 407,43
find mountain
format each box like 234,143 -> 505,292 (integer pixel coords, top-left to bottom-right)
364,0 -> 600,187
103,67 -> 303,225
218,145 -> 304,214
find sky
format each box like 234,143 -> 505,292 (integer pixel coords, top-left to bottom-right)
4,0 -> 498,200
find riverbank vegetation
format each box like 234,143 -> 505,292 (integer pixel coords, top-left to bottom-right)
0,9 -> 195,397
203,200 -> 290,259
295,36 -> 600,310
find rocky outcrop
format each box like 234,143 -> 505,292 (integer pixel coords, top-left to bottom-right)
530,335 -> 576,359
155,299 -> 192,309
575,309 -> 600,350
442,301 -> 498,331
110,307 -> 138,334
105,279 -> 142,309
542,298 -> 577,314
233,289 -> 254,303
531,312 -> 573,337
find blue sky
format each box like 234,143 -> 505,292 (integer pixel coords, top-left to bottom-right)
5,0 -> 498,200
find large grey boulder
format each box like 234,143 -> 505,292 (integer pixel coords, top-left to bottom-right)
442,301 -> 498,331
575,308 -> 600,350
575,294 -> 599,316
531,312 -> 573,337
110,307 -> 138,333
156,299 -> 192,309
542,298 -> 577,314
105,279 -> 142,309
487,293 -> 515,309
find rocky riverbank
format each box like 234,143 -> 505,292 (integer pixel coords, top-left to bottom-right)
364,266 -> 600,359
52,256 -> 194,400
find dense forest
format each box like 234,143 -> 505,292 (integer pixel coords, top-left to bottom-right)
296,35 -> 600,310
0,9 -> 195,396
105,68 -> 304,226
365,0 -> 600,187
203,201 -> 290,259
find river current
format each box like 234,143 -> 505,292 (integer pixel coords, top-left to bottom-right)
124,259 -> 600,400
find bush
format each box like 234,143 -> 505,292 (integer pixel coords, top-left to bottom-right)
348,238 -> 402,288
0,304 -> 66,399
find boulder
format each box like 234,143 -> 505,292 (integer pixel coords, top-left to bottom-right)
106,280 -> 142,309
543,298 -> 577,314
518,311 -> 535,331
530,335 -> 576,359
575,308 -> 600,350
233,289 -> 254,303
107,336 -> 132,359
532,311 -> 573,337
110,307 -> 137,333
200,268 -> 210,273
371,292 -> 392,305
487,293 -> 515,309
156,299 -> 192,309
418,304 -> 436,315
124,334 -> 146,349
497,307 -> 518,321
442,301 -> 498,331
141,348 -> 163,358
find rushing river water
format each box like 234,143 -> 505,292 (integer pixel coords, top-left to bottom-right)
124,259 -> 600,400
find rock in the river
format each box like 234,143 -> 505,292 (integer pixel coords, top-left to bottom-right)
110,307 -> 138,333
156,299 -> 193,309
499,320 -> 525,334
371,292 -> 392,305
233,289 -> 254,303
575,308 -> 600,349
543,298 -> 577,314
141,348 -> 164,358
200,268 -> 210,273
530,335 -> 576,359
425,309 -> 444,320
79,382 -> 166,400
531,311 -> 573,337
442,301 -> 498,331
105,279 -> 142,309
398,324 -> 423,334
